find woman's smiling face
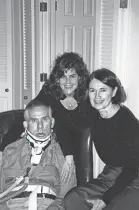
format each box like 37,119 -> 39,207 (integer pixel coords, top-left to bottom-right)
89,78 -> 117,111
59,69 -> 79,97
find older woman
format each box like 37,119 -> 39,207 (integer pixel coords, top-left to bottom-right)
35,52 -> 95,184
64,68 -> 139,210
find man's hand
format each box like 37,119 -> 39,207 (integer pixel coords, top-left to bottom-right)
61,155 -> 74,183
87,199 -> 106,210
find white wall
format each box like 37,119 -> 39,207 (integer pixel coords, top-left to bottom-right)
125,0 -> 139,119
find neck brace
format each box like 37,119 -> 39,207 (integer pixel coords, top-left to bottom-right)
26,129 -> 52,164
26,129 -> 51,150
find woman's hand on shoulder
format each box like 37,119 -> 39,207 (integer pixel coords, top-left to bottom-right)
61,155 -> 75,183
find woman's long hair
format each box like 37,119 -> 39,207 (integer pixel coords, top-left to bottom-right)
43,52 -> 89,102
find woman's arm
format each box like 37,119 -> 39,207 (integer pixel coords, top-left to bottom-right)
55,120 -> 74,156
102,111 -> 139,204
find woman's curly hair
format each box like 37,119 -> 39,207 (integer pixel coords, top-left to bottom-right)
43,52 -> 89,101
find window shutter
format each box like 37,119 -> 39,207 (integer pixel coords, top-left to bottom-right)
21,0 -> 37,106
22,0 -> 32,91
93,0 -> 119,177
99,0 -> 115,69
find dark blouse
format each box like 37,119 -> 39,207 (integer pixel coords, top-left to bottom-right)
36,88 -> 95,156
91,105 -> 139,203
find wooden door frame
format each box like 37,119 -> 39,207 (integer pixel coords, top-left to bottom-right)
12,0 -> 23,109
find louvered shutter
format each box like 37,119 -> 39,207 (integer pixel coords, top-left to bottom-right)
21,0 -> 37,107
93,0 -> 119,177
21,0 -> 32,107
99,0 -> 116,69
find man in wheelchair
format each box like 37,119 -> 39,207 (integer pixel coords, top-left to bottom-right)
0,99 -> 76,210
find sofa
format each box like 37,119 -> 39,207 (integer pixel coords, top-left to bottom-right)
0,109 -> 24,151
0,109 -> 93,184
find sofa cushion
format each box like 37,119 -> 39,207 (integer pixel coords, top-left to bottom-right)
0,109 -> 24,151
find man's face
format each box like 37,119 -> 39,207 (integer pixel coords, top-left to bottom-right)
25,105 -> 54,140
